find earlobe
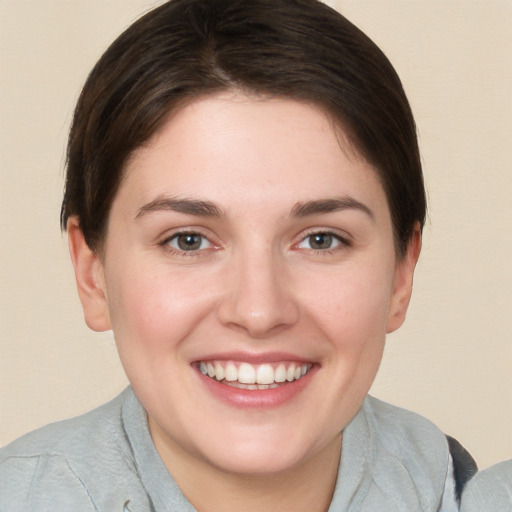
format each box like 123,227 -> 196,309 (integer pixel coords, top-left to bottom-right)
67,217 -> 112,332
386,223 -> 422,334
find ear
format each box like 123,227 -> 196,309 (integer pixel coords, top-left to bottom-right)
386,223 -> 422,334
67,217 -> 112,332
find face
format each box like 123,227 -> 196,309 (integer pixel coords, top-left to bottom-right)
71,92 -> 418,478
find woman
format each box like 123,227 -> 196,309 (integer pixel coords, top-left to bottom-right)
0,0 -> 475,510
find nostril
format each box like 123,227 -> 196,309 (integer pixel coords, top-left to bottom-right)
217,289 -> 300,337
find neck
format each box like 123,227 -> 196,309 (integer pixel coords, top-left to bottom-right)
150,420 -> 342,512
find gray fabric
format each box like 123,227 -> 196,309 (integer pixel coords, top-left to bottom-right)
329,396 -> 457,511
0,387 -> 457,511
460,460 -> 512,511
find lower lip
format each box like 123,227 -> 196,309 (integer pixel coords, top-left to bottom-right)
196,366 -> 317,409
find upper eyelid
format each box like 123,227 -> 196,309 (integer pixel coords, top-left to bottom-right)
168,232 -> 212,250
159,227 -> 215,243
160,231 -> 217,257
297,228 -> 351,243
156,227 -> 352,250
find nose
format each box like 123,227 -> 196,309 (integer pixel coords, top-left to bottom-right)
217,250 -> 300,338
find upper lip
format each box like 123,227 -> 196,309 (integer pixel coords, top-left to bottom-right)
192,351 -> 316,365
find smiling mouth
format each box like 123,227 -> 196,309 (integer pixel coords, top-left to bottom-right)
197,361 -> 313,390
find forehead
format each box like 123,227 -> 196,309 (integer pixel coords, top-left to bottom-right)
116,92 -> 389,220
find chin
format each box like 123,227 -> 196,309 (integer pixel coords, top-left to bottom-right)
206,444 -> 309,477
191,423 -> 330,477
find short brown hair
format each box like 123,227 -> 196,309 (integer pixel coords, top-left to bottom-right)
61,0 -> 426,257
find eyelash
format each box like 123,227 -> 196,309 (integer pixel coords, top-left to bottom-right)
296,230 -> 352,255
158,229 -> 352,257
159,230 -> 214,257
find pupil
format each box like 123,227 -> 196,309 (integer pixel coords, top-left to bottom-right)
178,234 -> 201,251
311,233 -> 332,249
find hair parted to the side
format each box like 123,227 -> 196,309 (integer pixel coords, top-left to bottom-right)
61,0 -> 426,257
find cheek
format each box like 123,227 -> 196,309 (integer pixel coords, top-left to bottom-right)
105,264 -> 219,352
104,268 -> 168,345
305,265 -> 395,344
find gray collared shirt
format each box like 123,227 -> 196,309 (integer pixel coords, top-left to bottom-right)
0,387 -> 458,511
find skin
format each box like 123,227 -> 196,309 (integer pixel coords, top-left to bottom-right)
68,92 -> 421,512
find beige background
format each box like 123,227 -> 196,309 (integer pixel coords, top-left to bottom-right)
1,0 -> 511,469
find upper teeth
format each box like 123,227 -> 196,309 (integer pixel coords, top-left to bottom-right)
198,361 -> 311,385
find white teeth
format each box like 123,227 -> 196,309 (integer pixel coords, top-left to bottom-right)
214,362 -> 225,381
238,363 -> 256,384
225,362 -> 238,381
275,364 -> 286,383
198,360 -> 312,387
256,364 -> 275,385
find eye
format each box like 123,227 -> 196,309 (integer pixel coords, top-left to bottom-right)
297,232 -> 346,251
165,232 -> 212,252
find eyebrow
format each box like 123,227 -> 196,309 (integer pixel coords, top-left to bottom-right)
290,197 -> 375,220
135,196 -> 224,220
135,195 -> 374,221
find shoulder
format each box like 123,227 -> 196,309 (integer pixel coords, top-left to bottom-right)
460,459 -> 512,511
0,451 -> 98,511
357,397 -> 478,509
353,396 -> 458,510
362,395 -> 449,456
1,388 -> 129,461
0,388 -> 138,511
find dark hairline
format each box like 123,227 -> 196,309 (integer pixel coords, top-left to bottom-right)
61,0 -> 426,261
